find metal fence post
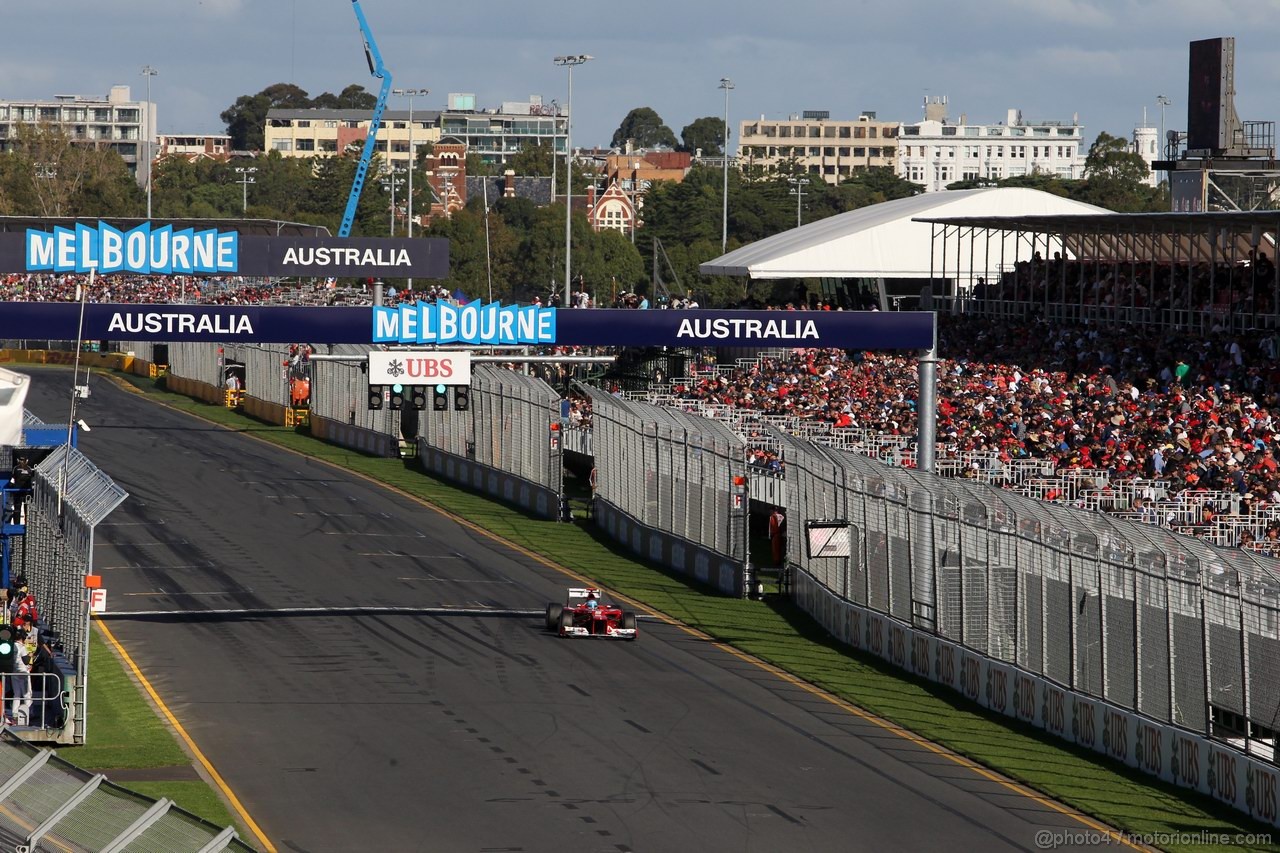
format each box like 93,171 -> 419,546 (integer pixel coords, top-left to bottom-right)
1200,574 -> 1212,735
1237,575 -> 1250,744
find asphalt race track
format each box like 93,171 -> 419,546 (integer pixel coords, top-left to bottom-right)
25,368 -> 1115,852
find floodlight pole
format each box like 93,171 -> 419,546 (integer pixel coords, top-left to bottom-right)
719,77 -> 734,253
555,54 -> 593,308
393,87 -> 429,292
916,314 -> 938,475
142,65 -> 158,219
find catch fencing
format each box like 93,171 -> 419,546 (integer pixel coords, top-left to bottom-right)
774,426 -> 1280,756
588,387 -> 749,595
419,366 -> 563,519
20,446 -> 127,745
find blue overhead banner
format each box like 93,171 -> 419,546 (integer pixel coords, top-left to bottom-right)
0,221 -> 449,279
0,303 -> 936,349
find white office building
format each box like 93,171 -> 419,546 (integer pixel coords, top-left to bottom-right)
898,97 -> 1086,192
0,85 -> 155,187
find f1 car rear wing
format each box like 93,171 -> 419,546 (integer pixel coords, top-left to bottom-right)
566,588 -> 602,600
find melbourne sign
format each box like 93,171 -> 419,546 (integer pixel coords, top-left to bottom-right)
0,303 -> 935,348
26,223 -> 237,275
0,220 -> 449,279
372,301 -> 556,345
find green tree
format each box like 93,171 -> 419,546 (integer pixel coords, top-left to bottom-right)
679,116 -> 725,156
311,84 -> 377,110
509,141 -> 554,177
610,107 -> 678,150
221,83 -> 310,150
2,123 -> 142,217
1072,131 -> 1162,211
494,196 -> 538,232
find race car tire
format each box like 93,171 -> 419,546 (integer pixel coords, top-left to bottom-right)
546,603 -> 563,630
621,612 -> 637,637
558,609 -> 574,635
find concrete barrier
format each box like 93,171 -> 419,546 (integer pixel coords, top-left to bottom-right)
418,444 -> 558,520
594,498 -> 744,597
791,567 -> 1280,830
310,415 -> 397,458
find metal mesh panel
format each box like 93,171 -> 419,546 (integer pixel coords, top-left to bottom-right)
588,387 -> 745,561
21,449 -> 127,676
128,805 -> 245,852
5,760 -> 90,832
310,344 -> 401,435
1072,552 -> 1104,698
1169,565 -> 1208,731
1136,566 -> 1172,720
723,409 -> 1280,743
1244,581 -> 1280,733
166,341 -> 221,388
1204,572 -> 1245,716
1102,562 -> 1136,709
465,366 -> 562,493
1018,570 -> 1044,675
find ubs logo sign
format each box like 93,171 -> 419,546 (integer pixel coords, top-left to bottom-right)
910,635 -> 930,677
1072,700 -> 1096,748
1247,764 -> 1278,823
1208,747 -> 1238,804
1134,721 -> 1162,775
1042,686 -> 1066,736
986,667 -> 1008,714
867,616 -> 883,656
936,643 -> 956,686
888,623 -> 907,668
1012,672 -> 1036,722
1170,734 -> 1200,788
850,610 -> 863,650
960,654 -> 981,701
1102,707 -> 1128,760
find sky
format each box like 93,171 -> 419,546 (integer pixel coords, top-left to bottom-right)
5,1 -> 1280,151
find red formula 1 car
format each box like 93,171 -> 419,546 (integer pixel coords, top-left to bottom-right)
545,587 -> 638,640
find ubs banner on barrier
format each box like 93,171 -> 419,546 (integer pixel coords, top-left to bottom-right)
0,302 -> 937,348
0,220 -> 449,279
793,570 -> 1280,832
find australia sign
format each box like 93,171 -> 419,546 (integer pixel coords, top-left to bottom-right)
0,302 -> 936,349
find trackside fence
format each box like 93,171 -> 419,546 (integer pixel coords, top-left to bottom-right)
775,427 -> 1280,829
419,366 -> 563,519
0,728 -> 255,851
21,446 -> 127,745
587,386 -> 750,596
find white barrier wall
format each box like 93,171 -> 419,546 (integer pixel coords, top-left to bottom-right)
793,568 -> 1280,829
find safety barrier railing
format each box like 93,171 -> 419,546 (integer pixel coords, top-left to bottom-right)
774,425 -> 1280,761
20,446 -> 127,744
588,387 -> 746,563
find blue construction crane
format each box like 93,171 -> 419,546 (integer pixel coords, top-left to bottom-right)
339,0 -> 393,238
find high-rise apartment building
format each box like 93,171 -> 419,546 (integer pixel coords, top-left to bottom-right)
898,98 -> 1086,192
264,108 -> 443,174
737,110 -> 899,185
0,85 -> 154,186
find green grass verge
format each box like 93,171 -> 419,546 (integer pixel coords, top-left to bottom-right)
65,630 -> 243,834
97,370 -> 1280,852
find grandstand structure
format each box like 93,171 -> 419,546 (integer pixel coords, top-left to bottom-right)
918,208 -> 1280,332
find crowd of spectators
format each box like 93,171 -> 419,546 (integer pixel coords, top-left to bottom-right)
975,250 -> 1277,318
669,303 -> 1280,551
0,273 -> 287,306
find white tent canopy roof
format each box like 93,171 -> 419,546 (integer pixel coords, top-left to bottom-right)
699,188 -> 1110,279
